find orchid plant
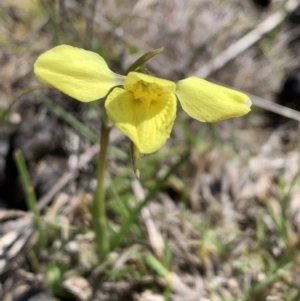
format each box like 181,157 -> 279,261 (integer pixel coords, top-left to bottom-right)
34,45 -> 251,260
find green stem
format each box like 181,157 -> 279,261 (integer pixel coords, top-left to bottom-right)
92,113 -> 110,261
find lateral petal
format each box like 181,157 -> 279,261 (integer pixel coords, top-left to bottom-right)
176,77 -> 251,122
34,45 -> 125,102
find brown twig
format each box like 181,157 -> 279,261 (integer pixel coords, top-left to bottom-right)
131,178 -> 164,259
193,0 -> 300,78
37,143 -> 100,211
250,93 -> 300,122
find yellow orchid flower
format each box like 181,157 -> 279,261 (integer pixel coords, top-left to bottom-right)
34,45 -> 251,154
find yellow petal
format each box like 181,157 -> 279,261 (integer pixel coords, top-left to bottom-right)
105,87 -> 177,154
34,45 -> 125,102
176,77 -> 251,122
125,72 -> 176,93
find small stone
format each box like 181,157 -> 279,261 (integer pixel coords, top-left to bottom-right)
63,273 -> 92,301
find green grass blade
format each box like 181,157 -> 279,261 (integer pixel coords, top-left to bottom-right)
37,94 -> 127,160
143,253 -> 169,278
14,149 -> 47,247
242,261 -> 293,301
111,151 -> 189,250
37,94 -> 99,143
